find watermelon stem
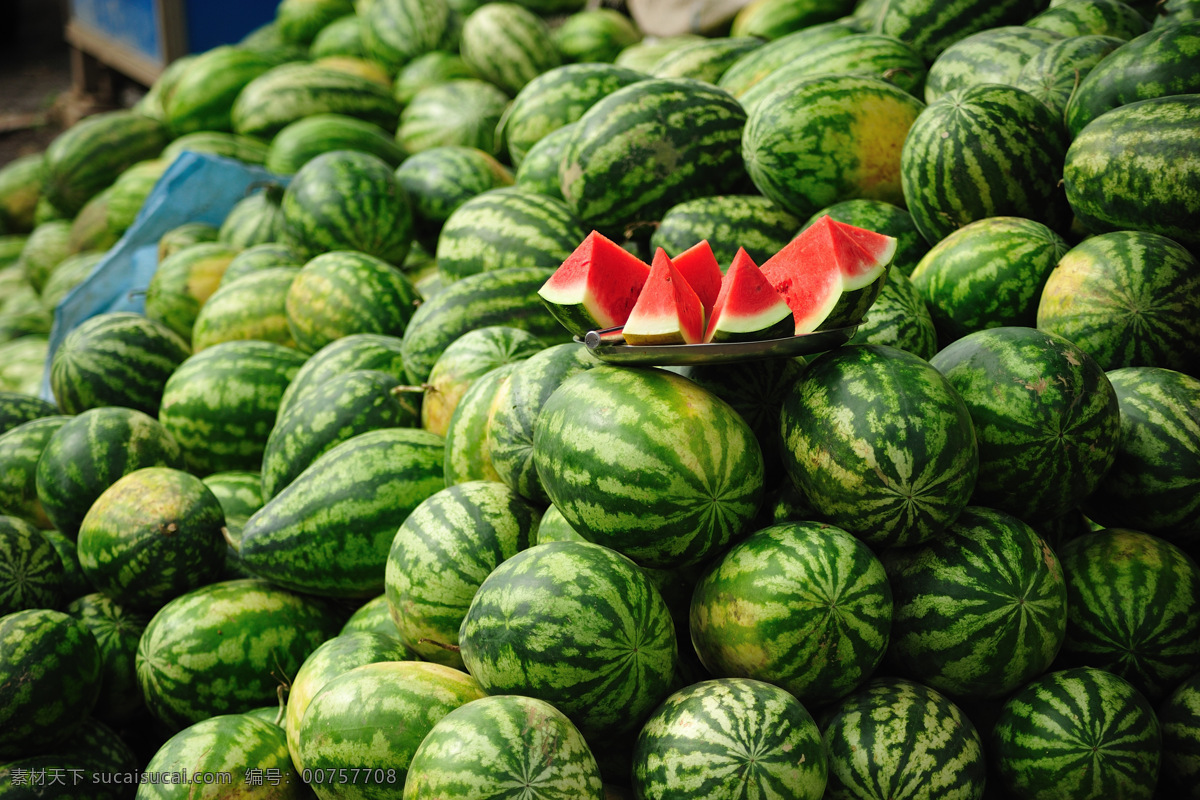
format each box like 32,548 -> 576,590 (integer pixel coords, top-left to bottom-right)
390,384 -> 426,418
220,525 -> 237,552
273,684 -> 287,728
417,638 -> 461,654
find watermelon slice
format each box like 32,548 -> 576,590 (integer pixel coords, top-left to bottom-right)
760,215 -> 896,334
672,239 -> 723,316
622,248 -> 705,346
704,248 -> 794,343
538,230 -> 651,337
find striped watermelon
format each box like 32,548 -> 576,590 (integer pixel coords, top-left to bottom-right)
0,152 -> 44,235
871,0 -> 1051,62
191,266 -> 300,350
275,0 -> 355,45
884,506 -> 1068,698
0,608 -> 102,760
1037,231 -> 1200,373
202,470 -> 264,576
399,266 -> 569,385
156,220 -> 220,262
0,336 -> 49,396
281,150 -> 413,264
283,631 -> 414,772
0,515 -> 70,615
651,195 -> 801,269
822,677 -> 986,800
930,326 -> 1120,522
397,79 -> 511,156
32,528 -> 88,602
265,113 -> 406,175
76,466 -> 227,610
159,130 -> 272,166
733,0 -> 856,38
406,695 -> 604,800
744,75 -> 924,220
383,480 -> 540,666
161,45 -> 279,136
1064,94 -> 1200,251
848,268 -> 938,358
136,578 -> 341,731
340,593 -> 401,637
158,340 -> 306,476
260,368 -> 420,499
39,251 -> 104,311
0,717 -> 139,795
35,406 -> 185,539
649,36 -> 764,85
1027,0 -> 1148,37
458,540 -> 678,739
64,592 -> 152,724
613,35 -> 706,72
499,63 -> 646,167
105,158 -> 168,239
1013,33 -> 1125,119
460,3 -> 562,94
49,311 -> 191,416
717,19 -> 866,98
780,344 -> 979,548
16,219 -> 71,295
901,84 -> 1068,244
237,428 -> 445,597
559,78 -> 748,232
1058,528 -> 1200,702
1083,367 -> 1200,542
144,241 -> 239,343
0,392 -> 58,436
922,26 -> 1065,103
1161,672 -> 1200,800
231,62 -> 402,139
533,365 -> 764,569
443,362 -> 521,486
217,184 -> 287,249
910,216 -> 1070,343
66,185 -> 121,254
992,667 -> 1161,800
420,325 -> 545,437
393,51 -> 477,107
394,145 -> 514,252
0,415 -> 69,527
275,332 -> 407,419
360,0 -> 455,74
219,241 -> 303,287
309,13 -> 366,58
690,520 -> 892,707
552,8 -> 643,64
633,678 -> 827,800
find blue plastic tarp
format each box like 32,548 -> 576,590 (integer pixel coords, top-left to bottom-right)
40,151 -> 287,402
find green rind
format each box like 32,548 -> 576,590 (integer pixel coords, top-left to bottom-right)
217,185 -> 288,249
191,266 -> 300,350
650,36 -> 764,85
265,113 -> 406,175
1012,33 -> 1126,119
156,220 -> 220,261
551,8 -> 643,65
144,241 -> 240,344
16,219 -> 72,295
0,415 -> 70,527
276,333 -> 408,419
690,521 -> 893,706
732,0 -> 856,38
459,2 -> 562,95
443,363 -> 520,486
1026,0 -> 1149,38
872,0 -> 1052,61
717,19 -> 866,98
360,0 -> 455,74
922,26 -> 1065,103
219,241 -> 304,287
161,45 -> 279,136
340,593 -> 401,637
384,480 -> 540,666
397,79 -> 511,157
0,152 -> 44,235
238,428 -> 446,597
393,145 -> 514,252
847,270 -> 938,359
458,540 -> 678,740
393,51 -> 477,107
230,63 -> 402,139
0,515 -> 69,616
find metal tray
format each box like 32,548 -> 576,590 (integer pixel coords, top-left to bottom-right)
577,325 -> 859,366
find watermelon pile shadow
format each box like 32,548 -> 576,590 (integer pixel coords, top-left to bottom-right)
577,324 -> 860,366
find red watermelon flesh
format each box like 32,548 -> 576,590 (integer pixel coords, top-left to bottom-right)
622,248 -> 705,345
538,230 -> 651,337
704,248 -> 794,343
760,215 -> 894,333
828,217 -> 898,289
672,239 -> 723,315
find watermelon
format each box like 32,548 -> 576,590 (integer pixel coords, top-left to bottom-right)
760,215 -> 896,334
703,248 -> 793,343
0,515 -> 71,616
1037,231 -> 1200,373
384,480 -> 539,666
35,406 -> 185,539
144,241 -> 240,343
281,149 -> 413,264
1064,94 -> 1200,251
992,667 -> 1161,800
901,83 -> 1069,245
275,0 -> 355,45
217,184 -> 288,249
458,540 -> 678,739
1058,528 -> 1200,702
822,677 -> 987,800
922,26 -> 1065,103
16,219 -> 72,294
633,678 -> 827,800
276,333 -> 408,419
459,3 -> 562,94
191,266 -> 300,350
435,187 -> 587,283
159,130 -> 272,166
0,153 -> 44,235
622,248 -> 705,346
0,392 -> 59,437
670,240 -> 722,312
39,251 -> 104,312
237,428 -> 445,597
64,592 -> 152,724
732,0 -> 856,38
1082,367 -> 1200,542
136,578 -> 341,730
360,0 -> 455,73
1161,672 -> 1200,800
392,51 -> 477,107
443,362 -> 521,487
231,63 -> 402,139
871,0 -> 1051,62
614,35 -> 705,71
394,145 -> 514,252
0,717 -> 139,797
0,415 -> 69,528
909,216 -> 1071,343
1029,0 -> 1148,36
0,336 -> 49,396
1013,33 -> 1128,121
340,594 -> 401,638
559,78 -> 748,232
284,250 -> 420,353
397,79 -> 511,157
309,13 -> 365,58
157,340 -> 306,476
260,368 -> 420,500
846,269 -> 938,359
552,8 -> 643,64
219,241 -> 304,287
161,45 -> 280,136
649,36 -> 764,85
265,113 -> 406,175
930,327 -> 1120,522
0,608 -> 102,760
537,231 -> 651,338
401,266 -> 570,385
651,195 -> 802,269
420,325 -> 545,437
534,365 -> 764,569
717,20 -> 867,98
406,694 -> 604,800
156,220 -> 220,262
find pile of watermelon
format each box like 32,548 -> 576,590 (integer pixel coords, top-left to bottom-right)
1,0 -> 1199,797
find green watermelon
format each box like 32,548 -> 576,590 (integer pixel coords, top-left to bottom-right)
822,677 -> 987,800
459,540 -> 678,740
632,678 -> 827,800
266,113 -> 405,176
281,150 -> 413,264
459,3 -> 562,94
217,184 -> 287,249
397,79 -> 511,156
922,26 -> 1065,103
872,0 -> 1052,62
191,266 -> 300,350
1013,32 -> 1126,119
161,45 -> 280,136
309,13 -> 365,58
202,470 -> 264,549
930,326 -> 1120,522
717,19 -> 867,98
219,241 -> 304,287
144,241 -> 240,343
1058,528 -> 1200,702
0,608 -> 102,760
0,392 -> 58,437
0,515 -> 71,615
360,0 -> 455,74
552,8 -> 643,64
442,363 -> 521,486
1160,672 -> 1200,800
39,251 -> 104,312
614,35 -> 705,72
0,153 -> 44,235
991,667 -> 1161,800
64,592 -> 152,724
847,269 -> 938,359
136,578 -> 341,731
237,428 -> 445,597
156,220 -> 220,261
392,51 -> 477,107
649,36 -> 764,85
733,0 -> 856,38
0,415 -> 69,527
231,62 -> 402,139
157,340 -> 306,475
1027,0 -> 1148,38
275,332 -> 407,419
35,406 -> 185,539
275,0 -> 355,45
339,593 -> 401,637
159,130 -> 272,166
16,219 -> 72,295
651,195 -> 801,270
394,145 -> 514,253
